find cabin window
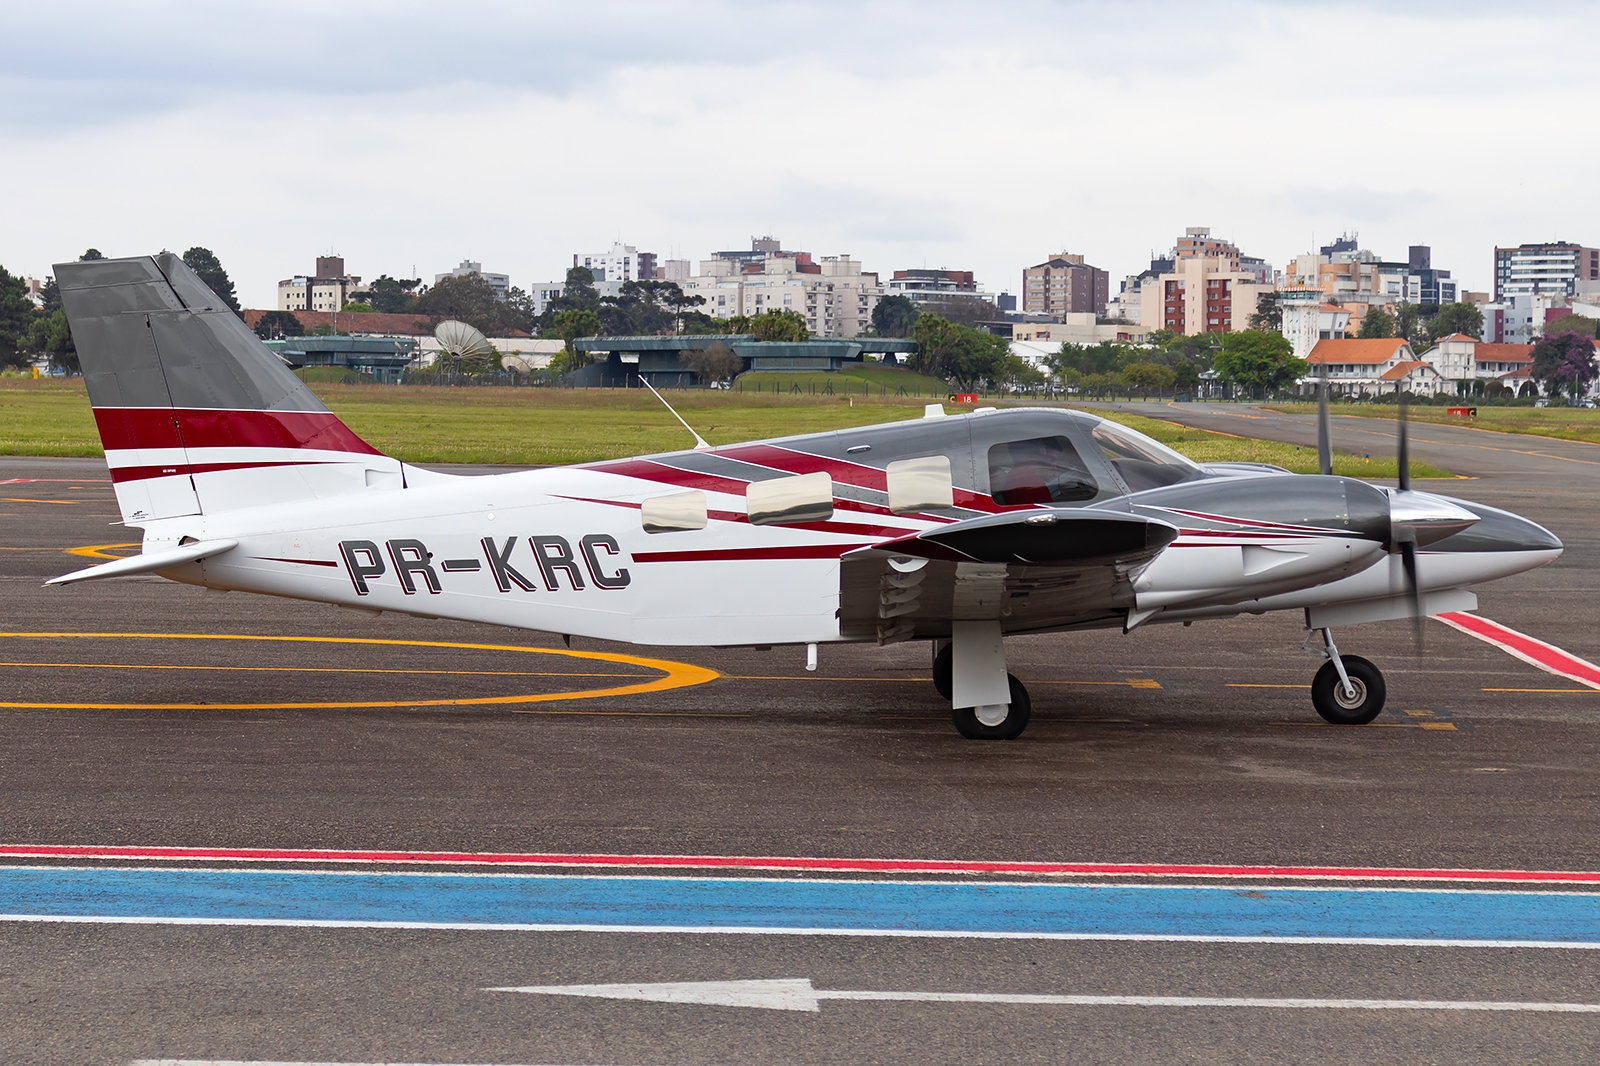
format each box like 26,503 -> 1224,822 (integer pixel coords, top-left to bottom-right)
1091,420 -> 1203,492
987,436 -> 1099,506
641,490 -> 708,533
747,471 -> 834,525
886,455 -> 954,514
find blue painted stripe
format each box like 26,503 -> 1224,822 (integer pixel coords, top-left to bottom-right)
2,867 -> 1598,945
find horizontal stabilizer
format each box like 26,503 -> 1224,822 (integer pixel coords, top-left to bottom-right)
46,539 -> 239,586
859,508 -> 1178,566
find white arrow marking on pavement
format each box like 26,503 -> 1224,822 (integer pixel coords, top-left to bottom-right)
488,978 -> 1600,1014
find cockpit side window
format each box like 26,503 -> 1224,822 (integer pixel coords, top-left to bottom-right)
1090,420 -> 1203,493
987,436 -> 1099,506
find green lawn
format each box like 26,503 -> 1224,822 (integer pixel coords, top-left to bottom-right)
1264,402 -> 1600,447
0,377 -> 1450,475
737,363 -> 951,396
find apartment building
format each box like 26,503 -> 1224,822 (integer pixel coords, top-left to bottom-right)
684,240 -> 883,338
573,242 -> 657,284
887,269 -> 990,307
277,256 -> 362,313
1278,289 -> 1351,359
1140,254 -> 1272,336
1021,253 -> 1109,316
1494,242 -> 1600,300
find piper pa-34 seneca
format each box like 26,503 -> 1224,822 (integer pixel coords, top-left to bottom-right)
49,254 -> 1563,739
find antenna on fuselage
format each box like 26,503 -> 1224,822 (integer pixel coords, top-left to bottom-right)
641,377 -> 711,451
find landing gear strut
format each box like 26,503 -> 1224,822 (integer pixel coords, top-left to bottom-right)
1310,628 -> 1386,725
933,631 -> 1032,740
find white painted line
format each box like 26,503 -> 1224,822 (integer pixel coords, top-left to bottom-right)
6,910 -> 1600,949
490,977 -> 1600,1014
9,913 -> 1600,949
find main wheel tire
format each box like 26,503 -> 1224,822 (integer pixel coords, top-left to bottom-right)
952,674 -> 1032,740
1311,655 -> 1386,725
932,643 -> 953,700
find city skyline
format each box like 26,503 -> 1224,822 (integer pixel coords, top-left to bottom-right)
2,0 -> 1591,305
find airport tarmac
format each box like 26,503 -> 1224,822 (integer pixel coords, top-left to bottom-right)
2,440 -> 1600,1065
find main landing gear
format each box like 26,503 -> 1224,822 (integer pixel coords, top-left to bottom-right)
932,626 -> 1032,741
1310,627 -> 1386,725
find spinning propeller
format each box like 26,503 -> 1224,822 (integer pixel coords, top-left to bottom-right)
1314,372 -> 1465,652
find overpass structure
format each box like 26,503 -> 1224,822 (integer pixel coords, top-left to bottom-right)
570,335 -> 919,387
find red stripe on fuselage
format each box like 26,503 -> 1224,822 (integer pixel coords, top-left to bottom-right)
95,407 -> 381,456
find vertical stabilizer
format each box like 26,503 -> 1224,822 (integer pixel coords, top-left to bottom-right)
56,253 -> 409,525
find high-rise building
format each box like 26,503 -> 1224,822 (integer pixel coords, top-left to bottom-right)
886,269 -> 990,308
572,242 -> 651,284
277,256 -> 363,313
1021,253 -> 1109,316
1494,242 -> 1600,300
683,237 -> 882,338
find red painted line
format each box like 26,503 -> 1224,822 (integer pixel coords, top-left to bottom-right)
1436,612 -> 1600,690
1,845 -> 1597,884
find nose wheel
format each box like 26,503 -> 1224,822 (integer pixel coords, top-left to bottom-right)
1311,628 -> 1386,724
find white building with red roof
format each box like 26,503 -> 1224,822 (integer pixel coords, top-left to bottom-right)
1304,337 -> 1446,397
1419,333 -> 1534,391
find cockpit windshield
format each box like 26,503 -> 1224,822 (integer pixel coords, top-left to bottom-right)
1090,419 -> 1204,493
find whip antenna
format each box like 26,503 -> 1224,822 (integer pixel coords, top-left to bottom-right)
642,377 -> 711,451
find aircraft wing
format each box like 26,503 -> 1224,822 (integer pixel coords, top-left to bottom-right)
839,509 -> 1177,642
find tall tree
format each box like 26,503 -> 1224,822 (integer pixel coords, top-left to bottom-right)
687,343 -> 742,384
253,310 -> 305,339
553,309 -> 602,367
364,275 -> 421,314
1426,301 -> 1485,344
911,314 -> 1008,387
1212,330 -> 1305,392
180,247 -> 240,313
1248,291 -> 1283,332
414,272 -> 515,336
1393,301 -> 1422,344
1543,314 -> 1599,340
79,248 -> 104,261
871,294 -> 920,338
1530,331 -> 1598,397
742,308 -> 808,342
1359,306 -> 1396,339
0,266 -> 36,369
24,309 -> 77,373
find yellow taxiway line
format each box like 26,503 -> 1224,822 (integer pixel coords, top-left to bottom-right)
0,632 -> 720,709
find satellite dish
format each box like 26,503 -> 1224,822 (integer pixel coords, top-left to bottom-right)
434,320 -> 493,360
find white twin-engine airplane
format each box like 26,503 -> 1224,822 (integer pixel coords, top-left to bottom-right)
49,254 -> 1562,739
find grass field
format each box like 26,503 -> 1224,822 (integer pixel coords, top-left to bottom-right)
1265,402 -> 1600,447
0,378 -> 1450,475
738,363 -> 951,396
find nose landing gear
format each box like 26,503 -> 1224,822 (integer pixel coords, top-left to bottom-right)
1311,628 -> 1386,724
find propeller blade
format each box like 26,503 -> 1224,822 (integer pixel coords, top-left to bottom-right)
1400,538 -> 1424,653
1396,381 -> 1410,492
1317,373 -> 1332,476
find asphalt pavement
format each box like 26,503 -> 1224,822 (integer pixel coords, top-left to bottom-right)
3,438 -> 1600,1065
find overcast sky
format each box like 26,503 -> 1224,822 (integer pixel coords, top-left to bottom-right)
2,0 -> 1592,306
